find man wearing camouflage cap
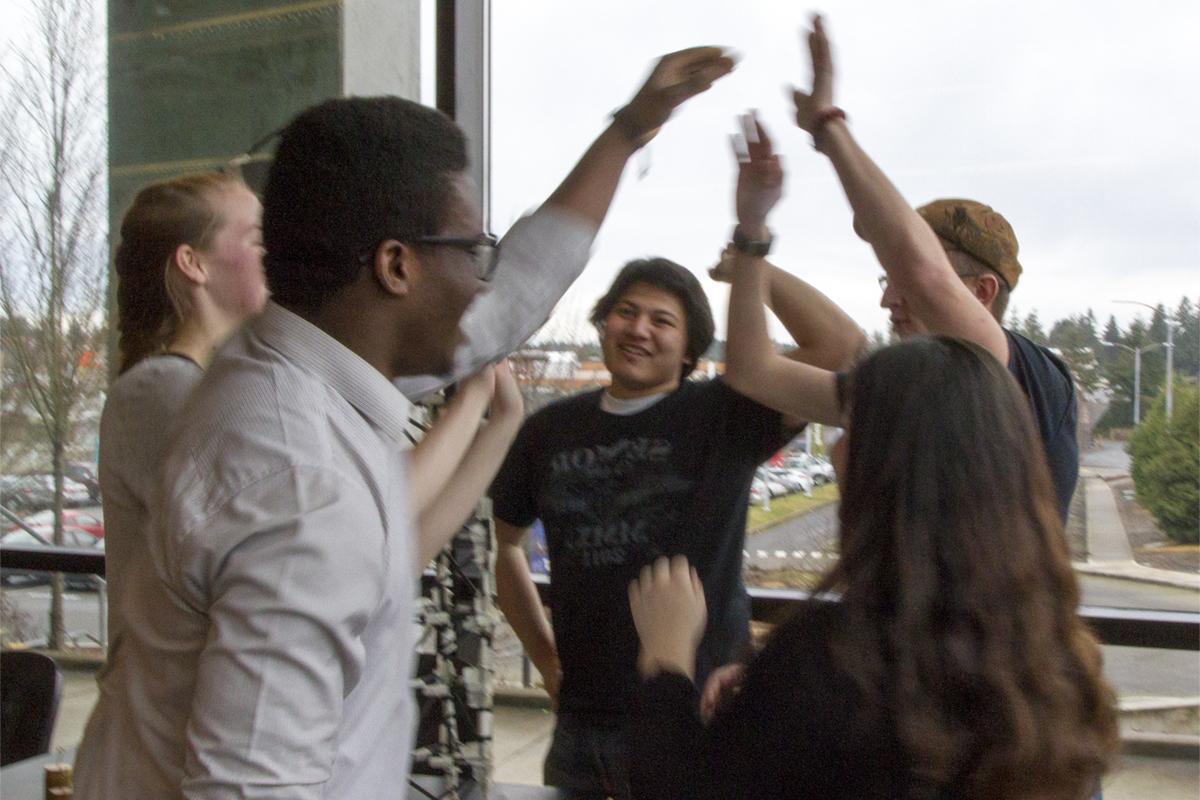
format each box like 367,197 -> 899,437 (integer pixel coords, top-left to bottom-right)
787,15 -> 1078,519
881,198 -> 1077,519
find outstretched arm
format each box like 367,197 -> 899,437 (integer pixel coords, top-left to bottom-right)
793,15 -> 1007,362
546,47 -> 737,225
406,368 -> 495,515
396,48 -> 737,401
723,116 -> 841,425
416,363 -> 525,567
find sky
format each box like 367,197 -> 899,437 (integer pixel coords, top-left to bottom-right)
490,0 -> 1199,343
2,0 -> 1195,343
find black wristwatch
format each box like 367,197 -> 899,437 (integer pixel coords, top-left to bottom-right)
732,225 -> 773,257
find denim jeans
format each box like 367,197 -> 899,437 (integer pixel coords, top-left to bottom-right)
542,714 -> 630,800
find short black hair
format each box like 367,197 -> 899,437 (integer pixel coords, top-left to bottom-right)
262,96 -> 468,311
589,257 -> 715,378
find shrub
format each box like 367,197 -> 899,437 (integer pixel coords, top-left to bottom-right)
1128,382 -> 1200,544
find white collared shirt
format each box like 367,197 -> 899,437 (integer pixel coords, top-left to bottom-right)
76,303 -> 418,799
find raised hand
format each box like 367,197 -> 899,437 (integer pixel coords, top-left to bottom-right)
791,14 -> 835,135
458,363 -> 498,408
707,243 -> 737,284
629,555 -> 708,679
732,112 -> 784,232
616,47 -> 737,146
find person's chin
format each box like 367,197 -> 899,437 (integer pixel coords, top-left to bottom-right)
435,327 -> 466,373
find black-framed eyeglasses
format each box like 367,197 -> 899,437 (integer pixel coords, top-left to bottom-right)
357,233 -> 501,282
411,233 -> 501,282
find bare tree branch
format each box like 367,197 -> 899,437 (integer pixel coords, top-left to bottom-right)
0,0 -> 107,650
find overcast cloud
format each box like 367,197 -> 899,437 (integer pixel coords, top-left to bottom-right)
491,0 -> 1199,341
3,1 -> 1194,341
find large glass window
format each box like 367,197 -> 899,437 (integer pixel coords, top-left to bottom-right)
491,2 -> 1199,790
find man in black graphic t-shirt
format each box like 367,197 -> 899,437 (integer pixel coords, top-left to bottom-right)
491,256 -> 864,798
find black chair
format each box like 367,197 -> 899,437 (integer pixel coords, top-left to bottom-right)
1,650 -> 63,766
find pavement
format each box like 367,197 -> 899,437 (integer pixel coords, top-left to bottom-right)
1075,467 -> 1200,591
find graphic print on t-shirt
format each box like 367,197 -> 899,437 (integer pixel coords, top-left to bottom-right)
542,435 -> 691,570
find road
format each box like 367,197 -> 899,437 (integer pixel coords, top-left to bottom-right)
1081,439 -> 1132,473
744,502 -> 838,570
1080,438 -> 1132,474
749,499 -> 1196,609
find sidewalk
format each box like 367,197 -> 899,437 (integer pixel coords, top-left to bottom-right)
1075,469 -> 1200,591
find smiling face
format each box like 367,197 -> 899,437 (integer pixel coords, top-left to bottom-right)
599,281 -> 689,399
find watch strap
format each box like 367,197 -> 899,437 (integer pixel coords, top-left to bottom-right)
732,225 -> 773,257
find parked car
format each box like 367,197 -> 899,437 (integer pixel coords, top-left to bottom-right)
65,462 -> 101,502
786,453 -> 836,486
768,466 -> 814,496
5,509 -> 104,540
0,474 -> 91,510
1,475 -> 54,511
749,478 -> 769,506
754,467 -> 789,498
0,528 -> 104,590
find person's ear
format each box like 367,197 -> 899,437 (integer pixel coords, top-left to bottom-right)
172,243 -> 207,285
974,272 -> 1000,312
374,239 -> 415,298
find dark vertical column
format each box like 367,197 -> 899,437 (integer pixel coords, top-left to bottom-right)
409,3 -> 498,795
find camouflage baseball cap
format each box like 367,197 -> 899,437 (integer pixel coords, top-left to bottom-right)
916,199 -> 1022,290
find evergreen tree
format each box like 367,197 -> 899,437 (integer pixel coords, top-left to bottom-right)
1139,305 -> 1170,397
1048,313 -> 1102,395
1019,310 -> 1048,344
1097,317 -> 1141,431
1129,382 -> 1199,544
1173,296 -> 1200,378
1006,304 -> 1022,331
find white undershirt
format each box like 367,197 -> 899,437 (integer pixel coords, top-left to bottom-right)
600,389 -> 670,416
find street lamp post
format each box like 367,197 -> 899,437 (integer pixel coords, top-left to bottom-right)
1113,299 -> 1176,422
1102,340 -> 1162,425
1165,319 -> 1174,420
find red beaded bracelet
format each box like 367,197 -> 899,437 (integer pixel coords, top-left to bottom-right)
811,106 -> 847,150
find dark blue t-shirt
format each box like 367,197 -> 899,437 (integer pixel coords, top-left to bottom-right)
1005,329 -> 1078,520
490,378 -> 792,717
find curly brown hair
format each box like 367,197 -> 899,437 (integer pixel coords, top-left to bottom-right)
817,336 -> 1117,799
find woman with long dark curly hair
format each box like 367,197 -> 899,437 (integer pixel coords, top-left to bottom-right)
629,335 -> 1116,799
